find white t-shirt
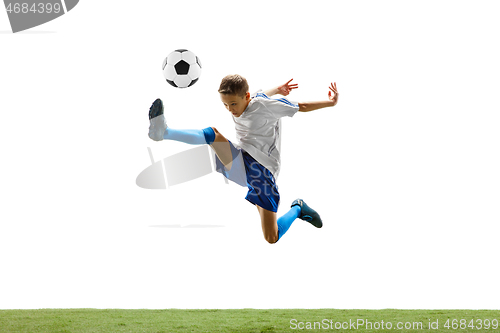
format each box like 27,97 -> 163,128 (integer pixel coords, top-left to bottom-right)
232,91 -> 299,178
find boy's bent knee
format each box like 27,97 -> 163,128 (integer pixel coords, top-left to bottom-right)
211,127 -> 226,142
264,233 -> 279,244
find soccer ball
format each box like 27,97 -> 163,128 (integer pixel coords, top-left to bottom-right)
162,49 -> 202,88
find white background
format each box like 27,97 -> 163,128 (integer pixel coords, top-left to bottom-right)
1,0 -> 499,309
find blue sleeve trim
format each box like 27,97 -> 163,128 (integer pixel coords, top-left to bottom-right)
256,93 -> 298,108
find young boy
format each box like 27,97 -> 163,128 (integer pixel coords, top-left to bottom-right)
148,75 -> 339,243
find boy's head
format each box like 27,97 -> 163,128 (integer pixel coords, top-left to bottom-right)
218,74 -> 251,118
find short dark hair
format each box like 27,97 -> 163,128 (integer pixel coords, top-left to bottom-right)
218,74 -> 249,97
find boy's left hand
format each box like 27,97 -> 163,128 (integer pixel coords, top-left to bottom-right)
328,82 -> 339,106
277,79 -> 299,96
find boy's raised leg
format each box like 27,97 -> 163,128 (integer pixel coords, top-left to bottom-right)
148,98 -> 234,170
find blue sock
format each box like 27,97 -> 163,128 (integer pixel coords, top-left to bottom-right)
163,127 -> 215,145
277,205 -> 301,241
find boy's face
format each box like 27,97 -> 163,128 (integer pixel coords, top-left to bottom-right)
220,92 -> 251,118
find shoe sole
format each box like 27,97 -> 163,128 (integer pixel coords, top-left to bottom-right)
149,98 -> 164,120
148,99 -> 166,141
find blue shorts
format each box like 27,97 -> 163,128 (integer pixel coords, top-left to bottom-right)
214,141 -> 280,212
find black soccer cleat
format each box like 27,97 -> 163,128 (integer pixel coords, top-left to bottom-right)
291,199 -> 323,228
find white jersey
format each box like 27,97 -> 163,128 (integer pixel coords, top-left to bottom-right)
232,91 -> 299,178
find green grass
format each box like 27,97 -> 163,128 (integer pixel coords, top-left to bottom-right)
0,309 -> 499,333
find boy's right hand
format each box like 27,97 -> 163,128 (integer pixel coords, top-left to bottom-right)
328,82 -> 339,106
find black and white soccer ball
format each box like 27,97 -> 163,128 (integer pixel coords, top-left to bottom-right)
162,49 -> 202,88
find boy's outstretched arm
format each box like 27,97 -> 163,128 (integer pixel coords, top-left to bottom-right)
299,82 -> 339,112
263,78 -> 298,96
